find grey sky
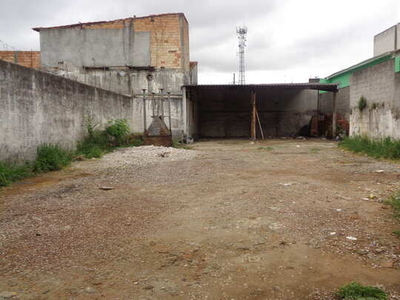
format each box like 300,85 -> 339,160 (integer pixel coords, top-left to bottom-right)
1,0 -> 399,84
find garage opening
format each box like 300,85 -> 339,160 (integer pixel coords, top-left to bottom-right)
183,83 -> 338,140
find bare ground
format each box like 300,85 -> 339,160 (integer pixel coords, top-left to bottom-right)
1,139 -> 400,300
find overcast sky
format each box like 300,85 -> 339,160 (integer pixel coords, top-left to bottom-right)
1,0 -> 399,84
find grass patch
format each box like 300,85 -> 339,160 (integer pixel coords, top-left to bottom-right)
76,130 -> 110,159
172,141 -> 192,150
393,231 -> 400,237
339,136 -> 400,160
386,191 -> 400,218
33,144 -> 72,173
258,146 -> 274,151
0,162 -> 32,187
311,148 -> 321,153
336,282 -> 387,300
0,144 -> 71,186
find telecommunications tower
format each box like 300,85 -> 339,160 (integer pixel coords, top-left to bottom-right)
236,26 -> 247,85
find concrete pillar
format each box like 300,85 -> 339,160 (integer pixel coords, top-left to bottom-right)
182,87 -> 188,137
251,91 -> 257,141
332,91 -> 337,138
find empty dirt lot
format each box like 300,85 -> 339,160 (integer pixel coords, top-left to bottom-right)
1,139 -> 400,300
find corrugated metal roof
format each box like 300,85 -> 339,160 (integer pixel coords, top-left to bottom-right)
183,83 -> 338,92
32,13 -> 187,32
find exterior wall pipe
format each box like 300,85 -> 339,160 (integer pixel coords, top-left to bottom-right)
160,88 -> 164,120
251,91 -> 257,141
151,92 -> 155,117
142,89 -> 147,132
168,92 -> 172,131
332,91 -> 337,138
182,87 -> 188,137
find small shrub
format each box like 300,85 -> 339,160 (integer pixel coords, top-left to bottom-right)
0,162 -> 32,187
76,130 -> 110,158
124,133 -> 143,147
336,282 -> 387,300
393,231 -> 400,237
106,119 -> 130,146
33,144 -> 72,173
84,114 -> 100,138
358,96 -> 367,111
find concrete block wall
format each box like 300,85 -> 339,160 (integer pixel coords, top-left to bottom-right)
0,60 -> 185,163
319,87 -> 350,120
349,59 -> 400,139
0,51 -> 41,69
54,66 -> 188,95
37,13 -> 191,96
193,88 -> 319,138
373,24 -> 399,56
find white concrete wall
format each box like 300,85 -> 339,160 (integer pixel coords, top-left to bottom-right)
51,66 -> 189,95
40,26 -> 150,68
374,25 -> 397,56
349,59 -> 400,139
0,60 -> 185,163
132,96 -> 184,139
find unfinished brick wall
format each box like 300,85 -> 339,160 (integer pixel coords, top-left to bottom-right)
0,51 -> 40,69
134,14 -> 189,70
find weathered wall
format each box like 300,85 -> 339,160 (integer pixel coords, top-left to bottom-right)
319,86 -> 350,120
37,14 -> 191,96
38,13 -> 189,70
374,25 -> 397,56
133,95 -> 184,139
193,88 -> 319,138
0,60 -> 133,162
189,62 -> 198,85
0,60 -> 185,162
349,59 -> 400,139
54,65 -> 188,95
40,27 -> 151,68
0,51 -> 41,69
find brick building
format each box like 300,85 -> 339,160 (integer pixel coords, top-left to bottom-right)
33,13 -> 197,95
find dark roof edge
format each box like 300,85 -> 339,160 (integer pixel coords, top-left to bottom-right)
32,13 -> 187,32
183,83 -> 338,92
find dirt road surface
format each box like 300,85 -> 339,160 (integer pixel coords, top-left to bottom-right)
1,140 -> 400,300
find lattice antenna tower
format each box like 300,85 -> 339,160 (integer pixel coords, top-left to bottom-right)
237,26 -> 247,85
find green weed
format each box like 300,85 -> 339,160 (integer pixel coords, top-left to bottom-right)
358,96 -> 367,111
33,144 -> 72,173
106,119 -> 130,146
339,136 -> 400,160
258,146 -> 274,151
386,191 -> 400,218
76,130 -> 110,158
336,282 -> 387,300
172,141 -> 192,150
0,162 -> 32,187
